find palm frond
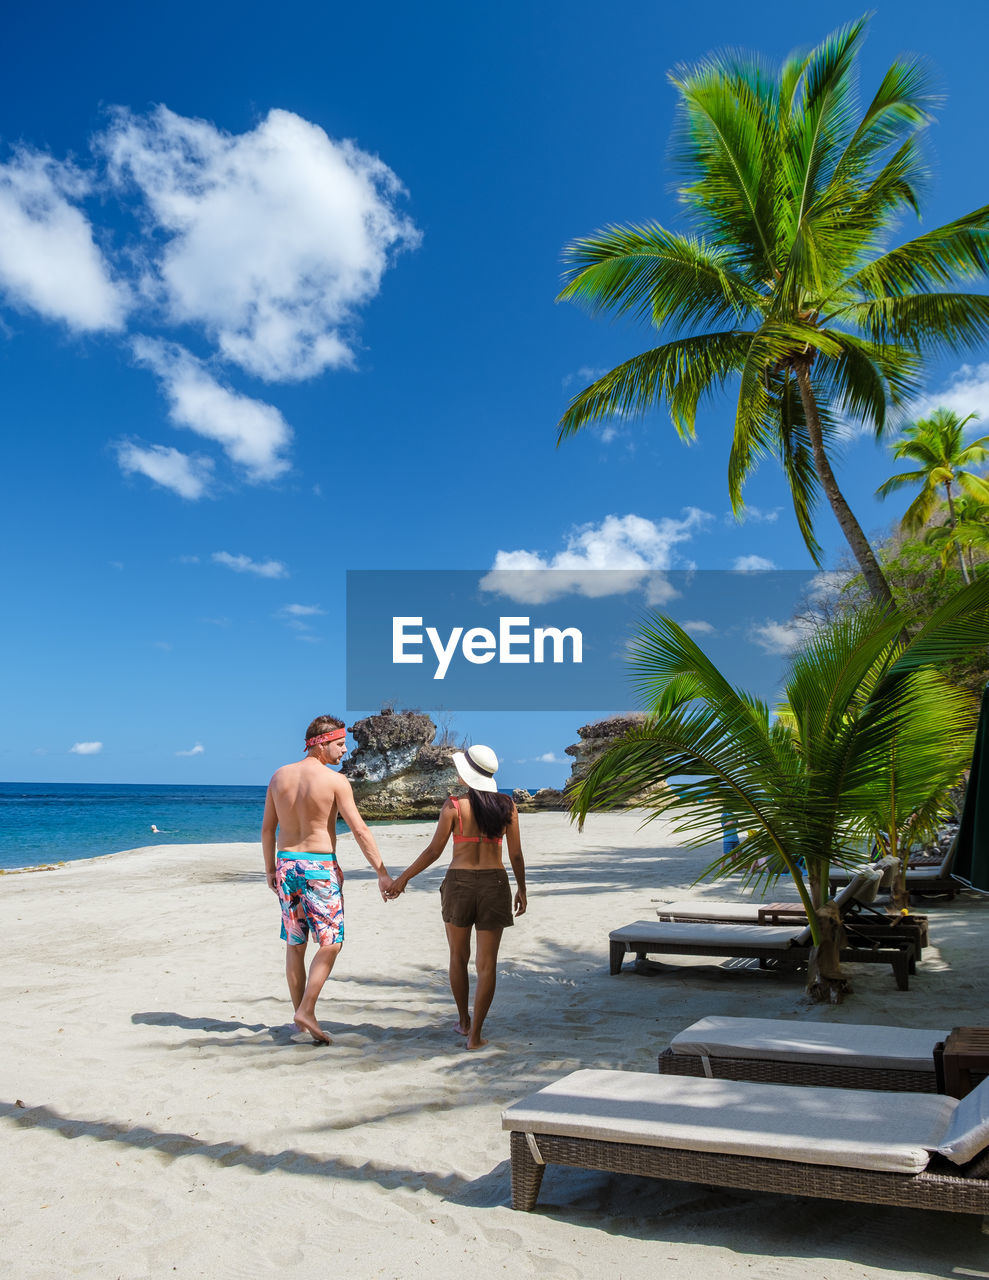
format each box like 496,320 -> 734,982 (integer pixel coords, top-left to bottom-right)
840,208 -> 989,298
557,224 -> 759,328
669,57 -> 778,273
556,330 -> 750,441
845,292 -> 989,353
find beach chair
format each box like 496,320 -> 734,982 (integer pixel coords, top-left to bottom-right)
656,858 -> 928,957
829,837 -> 960,900
609,869 -> 917,990
656,1015 -> 948,1092
502,1068 -> 989,1224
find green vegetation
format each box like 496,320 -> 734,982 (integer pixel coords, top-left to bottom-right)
557,17 -> 989,605
570,580 -> 989,1002
877,408 -> 989,583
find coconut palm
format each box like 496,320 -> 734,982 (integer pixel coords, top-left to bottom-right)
557,18 -> 989,607
925,494 -> 989,578
877,408 -> 989,582
570,579 -> 989,1001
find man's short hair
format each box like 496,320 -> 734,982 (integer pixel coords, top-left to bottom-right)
305,714 -> 345,743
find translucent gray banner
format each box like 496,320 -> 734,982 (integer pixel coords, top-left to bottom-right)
346,568 -> 823,712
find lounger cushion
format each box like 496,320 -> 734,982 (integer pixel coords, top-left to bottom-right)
659,901 -> 765,922
610,921 -> 811,950
670,1016 -> 947,1073
502,1069 -> 957,1174
938,1076 -> 989,1164
833,868 -> 883,905
501,1070 -> 957,1172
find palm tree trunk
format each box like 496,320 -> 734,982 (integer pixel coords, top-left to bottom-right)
794,364 -> 895,607
944,482 -> 971,584
806,900 -> 852,1004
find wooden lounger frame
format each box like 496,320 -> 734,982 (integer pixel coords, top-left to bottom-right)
656,1045 -> 941,1093
508,1130 -> 989,1218
608,932 -> 916,990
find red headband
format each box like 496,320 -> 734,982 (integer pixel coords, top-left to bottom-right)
305,728 -> 346,749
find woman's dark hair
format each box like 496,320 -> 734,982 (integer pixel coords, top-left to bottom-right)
467,787 -> 515,839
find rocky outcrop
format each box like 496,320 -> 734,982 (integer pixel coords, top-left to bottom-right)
342,709 -> 459,819
514,714 -> 653,812
342,708 -> 658,820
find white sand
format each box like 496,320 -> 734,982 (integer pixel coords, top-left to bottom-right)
1,810 -> 987,1279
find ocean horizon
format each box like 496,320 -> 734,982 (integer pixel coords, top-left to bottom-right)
0,781 -> 533,871
0,781 -> 270,870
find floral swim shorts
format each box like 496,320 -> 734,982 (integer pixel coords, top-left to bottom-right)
276,854 -> 344,946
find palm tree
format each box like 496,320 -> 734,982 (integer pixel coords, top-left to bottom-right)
925,494 -> 989,578
570,579 -> 989,1001
877,408 -> 989,582
557,18 -> 989,607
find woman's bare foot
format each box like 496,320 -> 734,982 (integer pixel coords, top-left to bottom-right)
293,1012 -> 331,1044
454,1017 -> 471,1036
465,1034 -> 488,1050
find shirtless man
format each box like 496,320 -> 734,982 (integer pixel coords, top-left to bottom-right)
261,715 -> 392,1044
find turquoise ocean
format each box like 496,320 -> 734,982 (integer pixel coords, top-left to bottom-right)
0,782 -> 531,872
0,782 -> 270,870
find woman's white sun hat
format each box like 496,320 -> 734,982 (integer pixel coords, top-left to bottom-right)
452,745 -> 499,793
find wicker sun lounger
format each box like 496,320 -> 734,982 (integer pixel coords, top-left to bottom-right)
609,869 -> 916,990
656,1015 -> 948,1092
829,839 -> 960,900
656,888 -> 929,956
502,1069 -> 989,1223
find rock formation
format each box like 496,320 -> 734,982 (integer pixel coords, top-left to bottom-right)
341,708 -> 460,819
514,713 -> 651,811
342,708 -> 657,819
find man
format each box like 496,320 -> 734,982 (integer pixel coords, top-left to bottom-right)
262,715 -> 392,1043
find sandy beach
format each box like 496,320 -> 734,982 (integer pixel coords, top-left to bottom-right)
1,810 -> 988,1279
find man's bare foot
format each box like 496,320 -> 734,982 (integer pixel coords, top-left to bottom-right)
293,1012 -> 331,1044
465,1035 -> 488,1050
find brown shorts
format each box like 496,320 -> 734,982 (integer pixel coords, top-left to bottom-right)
440,868 -> 514,930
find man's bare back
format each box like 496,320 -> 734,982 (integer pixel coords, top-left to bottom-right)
265,758 -> 345,855
261,718 -> 393,1044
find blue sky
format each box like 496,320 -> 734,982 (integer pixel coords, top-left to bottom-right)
2,0 -> 987,788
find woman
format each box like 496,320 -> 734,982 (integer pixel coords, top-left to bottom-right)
387,745 -> 526,1049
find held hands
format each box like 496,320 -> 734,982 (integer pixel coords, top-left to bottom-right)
384,874 -> 407,900
377,872 -> 395,902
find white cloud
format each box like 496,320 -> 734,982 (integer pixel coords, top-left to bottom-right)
748,617 -> 817,655
0,148 -> 128,332
681,619 -> 715,635
133,338 -> 292,482
482,510 -> 712,603
101,106 -> 420,381
115,441 -> 214,499
727,506 -> 780,524
70,741 -> 103,755
911,363 -> 989,425
536,751 -> 564,763
212,550 -> 288,579
176,743 -> 204,756
562,365 -> 609,389
279,603 -> 325,618
734,555 -> 776,571
806,569 -> 855,604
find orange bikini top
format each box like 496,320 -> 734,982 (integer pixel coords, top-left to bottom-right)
450,796 -> 503,845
